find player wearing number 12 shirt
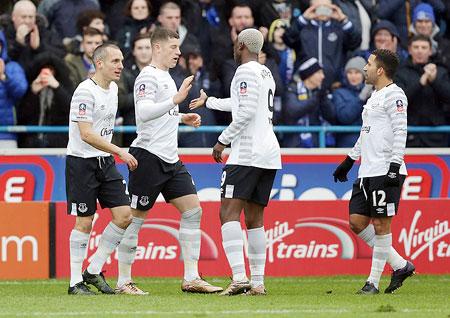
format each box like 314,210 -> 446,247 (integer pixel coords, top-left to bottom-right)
333,49 -> 415,295
189,28 -> 281,296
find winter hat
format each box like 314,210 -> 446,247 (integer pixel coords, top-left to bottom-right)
298,57 -> 322,80
345,56 -> 366,75
413,3 -> 435,25
371,20 -> 400,40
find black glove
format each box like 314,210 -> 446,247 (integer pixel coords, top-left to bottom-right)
384,163 -> 401,187
333,156 -> 355,182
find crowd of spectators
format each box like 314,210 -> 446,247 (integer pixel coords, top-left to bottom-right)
1,0 -> 450,148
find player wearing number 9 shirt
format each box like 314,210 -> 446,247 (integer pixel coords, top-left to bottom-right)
189,28 -> 282,296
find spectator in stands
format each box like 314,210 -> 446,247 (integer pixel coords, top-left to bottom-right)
38,0 -> 99,44
172,42 -> 221,147
156,2 -> 200,56
332,56 -> 368,147
101,0 -> 128,39
356,20 -> 408,64
211,3 -> 256,75
118,33 -> 152,147
0,30 -> 28,149
17,52 -> 74,148
115,0 -> 153,59
249,0 -> 301,28
283,0 -> 361,89
334,0 -> 373,51
0,0 -> 65,72
189,0 -> 225,66
409,3 -> 450,72
395,35 -> 450,147
282,57 -> 335,147
64,27 -> 103,88
268,18 -> 296,87
64,9 -> 108,54
375,0 -> 445,46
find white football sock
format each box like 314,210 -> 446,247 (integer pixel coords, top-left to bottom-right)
179,207 -> 202,281
358,224 -> 407,271
87,222 -> 125,274
368,233 -> 392,289
221,221 -> 247,281
247,227 -> 266,288
69,229 -> 89,287
117,217 -> 144,287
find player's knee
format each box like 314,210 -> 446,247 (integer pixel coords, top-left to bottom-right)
349,219 -> 365,234
113,213 -> 132,229
74,217 -> 93,233
244,214 -> 263,229
181,206 -> 202,224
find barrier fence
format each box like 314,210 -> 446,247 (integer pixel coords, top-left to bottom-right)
2,125 -> 450,148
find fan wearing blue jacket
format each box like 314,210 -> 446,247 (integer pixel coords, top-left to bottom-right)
332,56 -> 369,147
0,30 -> 28,148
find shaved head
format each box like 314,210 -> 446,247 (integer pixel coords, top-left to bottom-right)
12,0 -> 36,14
237,28 -> 264,54
12,0 -> 36,30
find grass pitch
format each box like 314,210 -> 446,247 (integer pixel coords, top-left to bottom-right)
0,275 -> 448,318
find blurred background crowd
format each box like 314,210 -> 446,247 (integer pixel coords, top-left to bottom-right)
1,0 -> 450,149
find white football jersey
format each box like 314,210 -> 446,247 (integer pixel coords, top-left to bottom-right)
131,65 -> 180,163
67,79 -> 118,158
349,83 -> 408,177
218,61 -> 281,169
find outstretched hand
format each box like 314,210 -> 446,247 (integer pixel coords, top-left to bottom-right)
182,113 -> 201,128
189,89 -> 208,110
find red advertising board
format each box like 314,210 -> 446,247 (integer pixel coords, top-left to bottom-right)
54,200 -> 450,278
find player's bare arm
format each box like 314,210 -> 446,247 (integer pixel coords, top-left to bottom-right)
78,122 -> 138,171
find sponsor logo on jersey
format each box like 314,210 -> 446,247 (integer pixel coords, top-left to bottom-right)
376,207 -> 385,213
79,103 -> 87,116
361,125 -> 371,133
100,128 -> 114,136
396,99 -> 404,112
239,81 -> 247,94
168,109 -> 179,116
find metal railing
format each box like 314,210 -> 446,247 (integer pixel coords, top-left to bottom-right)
1,125 -> 450,148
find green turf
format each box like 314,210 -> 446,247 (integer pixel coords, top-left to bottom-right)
0,276 -> 448,317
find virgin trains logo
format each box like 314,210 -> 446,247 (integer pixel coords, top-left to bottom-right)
399,210 -> 450,261
260,218 -> 372,263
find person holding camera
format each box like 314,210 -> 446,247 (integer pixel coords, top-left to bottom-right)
283,0 -> 361,89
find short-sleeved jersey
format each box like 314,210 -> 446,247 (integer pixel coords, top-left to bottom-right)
131,65 -> 180,164
67,79 -> 118,158
218,61 -> 281,170
349,83 -> 408,177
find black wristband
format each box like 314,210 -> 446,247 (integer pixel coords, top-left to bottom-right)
217,140 -> 228,147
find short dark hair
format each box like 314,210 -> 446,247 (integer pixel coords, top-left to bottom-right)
132,32 -> 152,50
76,9 -> 105,33
92,42 -> 121,65
408,34 -> 432,48
150,27 -> 179,47
372,48 -> 400,79
82,26 -> 103,38
124,0 -> 152,17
